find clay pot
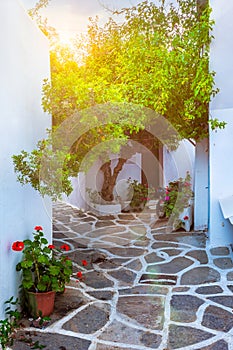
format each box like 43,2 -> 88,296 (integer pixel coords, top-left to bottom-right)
26,290 -> 56,318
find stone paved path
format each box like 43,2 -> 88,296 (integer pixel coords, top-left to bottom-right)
13,201 -> 233,350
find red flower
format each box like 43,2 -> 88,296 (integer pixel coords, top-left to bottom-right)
34,226 -> 43,231
48,244 -> 55,250
77,271 -> 83,279
82,260 -> 88,267
183,216 -> 189,220
12,241 -> 24,251
60,244 -> 70,251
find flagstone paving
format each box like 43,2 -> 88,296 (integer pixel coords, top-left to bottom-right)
12,201 -> 233,350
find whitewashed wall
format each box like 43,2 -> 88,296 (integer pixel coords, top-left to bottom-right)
163,140 -> 195,186
0,0 -> 51,318
209,0 -> 233,246
63,153 -> 142,210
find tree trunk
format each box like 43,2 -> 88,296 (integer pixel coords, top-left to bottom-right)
100,158 -> 127,202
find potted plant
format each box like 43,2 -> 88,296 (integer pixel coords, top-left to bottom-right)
162,172 -> 194,231
126,178 -> 155,212
12,226 -> 73,317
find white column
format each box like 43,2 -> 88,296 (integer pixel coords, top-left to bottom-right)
194,139 -> 209,231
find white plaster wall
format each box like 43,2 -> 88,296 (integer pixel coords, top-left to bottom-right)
210,1 -> 233,111
209,110 -> 233,246
209,0 -> 233,246
163,140 -> 195,186
64,153 -> 142,209
62,173 -> 86,210
0,0 -> 51,318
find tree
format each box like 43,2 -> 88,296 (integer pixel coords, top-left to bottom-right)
28,0 -> 57,41
14,0 -> 223,202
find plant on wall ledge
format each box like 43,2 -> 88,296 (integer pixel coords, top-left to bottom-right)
126,178 -> 156,211
162,172 -> 193,229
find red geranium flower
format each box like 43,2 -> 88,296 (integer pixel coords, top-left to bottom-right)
12,241 -> 24,251
34,226 -> 43,231
48,244 -> 55,250
60,244 -> 70,251
77,271 -> 83,279
183,216 -> 189,220
82,260 -> 88,267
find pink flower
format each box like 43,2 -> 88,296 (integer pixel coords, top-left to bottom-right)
34,226 -> 43,231
165,196 -> 170,201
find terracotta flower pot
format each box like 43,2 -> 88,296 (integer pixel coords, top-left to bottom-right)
26,290 -> 56,318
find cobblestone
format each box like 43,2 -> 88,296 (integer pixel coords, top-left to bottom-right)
12,201 -> 233,350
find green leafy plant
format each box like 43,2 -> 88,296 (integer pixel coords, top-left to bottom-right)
19,337 -> 46,349
86,188 -> 105,205
0,297 -> 48,349
0,297 -> 21,349
13,226 -> 73,293
12,135 -> 79,201
127,178 -> 155,211
86,187 -> 121,205
162,172 -> 193,219
14,0 -> 221,222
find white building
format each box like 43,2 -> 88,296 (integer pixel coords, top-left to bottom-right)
208,0 -> 233,247
0,0 -> 51,318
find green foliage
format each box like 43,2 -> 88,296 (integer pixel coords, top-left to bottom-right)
42,0 -> 219,141
0,297 -> 48,349
12,134 -> 78,201
28,0 -> 58,42
16,228 -> 73,293
12,105 -> 159,200
41,0 -> 218,142
0,297 -> 21,349
127,178 -> 155,210
162,172 -> 193,218
13,0 -> 221,201
86,188 -> 106,205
